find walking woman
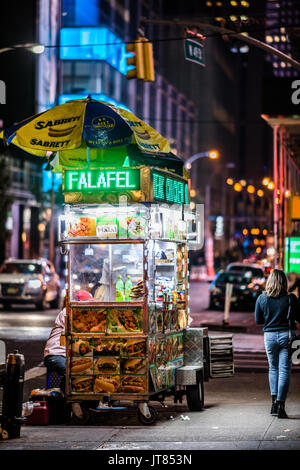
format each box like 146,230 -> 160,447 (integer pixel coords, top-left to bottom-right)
255,269 -> 300,418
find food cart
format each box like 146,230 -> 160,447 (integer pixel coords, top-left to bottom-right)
0,96 -> 233,424
58,165 -> 234,424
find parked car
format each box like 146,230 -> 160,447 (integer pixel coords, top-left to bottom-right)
226,262 -> 265,280
209,270 -> 264,311
0,258 -> 61,310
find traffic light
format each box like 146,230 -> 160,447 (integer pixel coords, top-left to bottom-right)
143,39 -> 155,82
126,37 -> 155,82
126,38 -> 145,80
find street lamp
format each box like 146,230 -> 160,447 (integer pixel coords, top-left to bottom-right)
262,177 -> 270,186
0,43 -> 45,55
184,150 -> 220,169
208,149 -> 219,160
234,182 -> 242,192
185,150 -> 220,280
247,185 -> 255,194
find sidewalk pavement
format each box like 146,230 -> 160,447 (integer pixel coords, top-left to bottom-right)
0,368 -> 299,450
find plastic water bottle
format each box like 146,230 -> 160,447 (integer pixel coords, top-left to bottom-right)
125,276 -> 133,301
116,276 -> 124,301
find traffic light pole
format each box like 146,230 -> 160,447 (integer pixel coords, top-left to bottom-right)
140,18 -> 300,72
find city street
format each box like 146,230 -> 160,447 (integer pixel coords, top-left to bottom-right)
0,281 -> 265,376
1,282 -> 300,451
1,0 -> 300,455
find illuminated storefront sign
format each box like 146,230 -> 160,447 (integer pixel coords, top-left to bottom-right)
60,27 -> 130,75
152,170 -> 189,205
64,169 -> 140,192
58,94 -> 131,112
285,237 -> 300,274
291,196 -> 300,220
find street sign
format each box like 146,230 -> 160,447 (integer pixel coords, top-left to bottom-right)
184,38 -> 205,66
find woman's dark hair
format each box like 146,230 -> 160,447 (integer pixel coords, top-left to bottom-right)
265,269 -> 288,297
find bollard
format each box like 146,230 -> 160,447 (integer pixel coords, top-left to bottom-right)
223,283 -> 232,326
1,350 -> 26,439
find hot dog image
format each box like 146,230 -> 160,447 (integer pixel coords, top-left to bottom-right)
48,124 -> 76,137
71,376 -> 93,393
122,338 -> 146,356
121,375 -> 146,393
94,375 -> 120,393
133,129 -> 151,140
95,357 -> 119,374
122,358 -> 146,375
71,357 -> 93,373
149,340 -> 156,364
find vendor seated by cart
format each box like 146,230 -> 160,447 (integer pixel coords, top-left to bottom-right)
43,304 -> 108,410
44,307 -> 67,391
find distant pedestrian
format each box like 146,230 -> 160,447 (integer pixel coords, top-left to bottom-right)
287,272 -> 300,298
254,269 -> 300,418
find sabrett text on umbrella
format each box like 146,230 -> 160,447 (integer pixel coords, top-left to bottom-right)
34,116 -> 81,129
126,120 -> 143,127
30,139 -> 71,148
138,142 -> 161,150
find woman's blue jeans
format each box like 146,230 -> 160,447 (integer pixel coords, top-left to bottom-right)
264,331 -> 293,401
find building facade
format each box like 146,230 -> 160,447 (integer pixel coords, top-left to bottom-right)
59,0 -> 198,159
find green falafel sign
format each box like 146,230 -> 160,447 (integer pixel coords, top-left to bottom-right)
64,169 -> 140,192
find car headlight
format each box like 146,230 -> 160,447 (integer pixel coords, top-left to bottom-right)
27,279 -> 42,289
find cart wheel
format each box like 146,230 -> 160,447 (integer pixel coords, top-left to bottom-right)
71,402 -> 90,425
137,405 -> 157,425
186,371 -> 204,411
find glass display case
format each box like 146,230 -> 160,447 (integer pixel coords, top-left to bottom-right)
60,202 -> 198,401
69,242 -> 144,303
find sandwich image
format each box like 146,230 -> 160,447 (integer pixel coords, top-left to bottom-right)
71,357 -> 93,373
122,358 -> 146,375
95,357 -> 119,374
109,309 -> 140,332
94,339 -> 121,356
94,375 -> 120,393
72,376 -> 93,393
122,338 -> 146,356
178,340 -> 183,356
121,375 -> 146,393
72,340 -> 92,357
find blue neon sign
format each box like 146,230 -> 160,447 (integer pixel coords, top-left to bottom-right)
60,27 -> 130,75
42,165 -> 62,192
58,94 -> 131,112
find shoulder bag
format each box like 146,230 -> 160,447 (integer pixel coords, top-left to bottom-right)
287,294 -> 300,361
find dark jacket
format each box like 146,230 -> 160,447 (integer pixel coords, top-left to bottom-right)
255,292 -> 300,332
289,279 -> 300,298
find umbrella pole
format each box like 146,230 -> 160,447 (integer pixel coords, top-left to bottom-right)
87,146 -> 90,168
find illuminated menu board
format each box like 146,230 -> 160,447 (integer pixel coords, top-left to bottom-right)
64,169 -> 140,192
285,237 -> 300,274
152,170 -> 189,205
63,167 -> 189,205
